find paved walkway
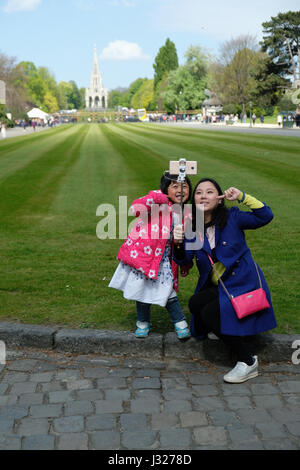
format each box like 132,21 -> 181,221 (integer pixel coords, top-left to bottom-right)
0,347 -> 299,450
2,125 -> 55,139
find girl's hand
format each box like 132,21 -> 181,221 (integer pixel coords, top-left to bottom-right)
174,224 -> 184,244
217,187 -> 241,201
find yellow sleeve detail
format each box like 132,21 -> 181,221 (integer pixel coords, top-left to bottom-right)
238,193 -> 264,209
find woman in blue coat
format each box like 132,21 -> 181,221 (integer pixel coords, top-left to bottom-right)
173,178 -> 276,383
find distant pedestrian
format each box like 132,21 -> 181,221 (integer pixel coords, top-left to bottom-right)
260,115 -> 264,123
252,113 -> 256,125
0,122 -> 6,139
277,115 -> 282,127
32,121 -> 37,131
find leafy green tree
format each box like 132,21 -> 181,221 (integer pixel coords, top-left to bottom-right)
161,45 -> 209,113
131,79 -> 154,110
153,38 -> 179,90
68,80 -> 84,109
184,45 -> 211,80
0,52 -> 29,115
108,90 -> 123,108
250,53 -> 287,114
162,66 -> 206,113
43,90 -> 58,113
210,40 -> 264,114
261,11 -> 300,82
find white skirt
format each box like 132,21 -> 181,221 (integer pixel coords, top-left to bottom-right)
108,250 -> 177,307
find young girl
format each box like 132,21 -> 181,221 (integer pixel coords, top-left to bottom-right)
109,173 -> 192,340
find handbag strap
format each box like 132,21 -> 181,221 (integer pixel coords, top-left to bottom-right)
207,254 -> 263,300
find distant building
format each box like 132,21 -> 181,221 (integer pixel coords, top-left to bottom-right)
202,89 -> 223,115
0,80 -> 6,105
85,45 -> 108,110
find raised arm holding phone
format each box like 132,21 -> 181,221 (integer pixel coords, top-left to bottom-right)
173,177 -> 276,383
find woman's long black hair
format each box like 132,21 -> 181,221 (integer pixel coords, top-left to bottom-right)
160,172 -> 192,203
192,178 -> 228,232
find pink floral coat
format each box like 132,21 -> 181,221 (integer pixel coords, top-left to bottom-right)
117,190 -> 189,291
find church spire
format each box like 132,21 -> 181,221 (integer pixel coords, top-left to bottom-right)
93,44 -> 100,76
85,45 -> 108,109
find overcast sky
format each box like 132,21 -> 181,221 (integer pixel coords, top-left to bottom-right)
1,0 -> 299,90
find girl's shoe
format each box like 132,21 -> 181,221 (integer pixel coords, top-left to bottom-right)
175,321 -> 191,341
223,356 -> 258,383
135,322 -> 150,338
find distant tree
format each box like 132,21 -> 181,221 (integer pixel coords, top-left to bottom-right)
0,52 -> 29,114
261,11 -> 300,83
58,80 -> 84,110
184,45 -> 211,80
250,53 -> 287,113
131,79 -> 154,110
43,90 -> 58,113
68,80 -> 84,109
159,45 -> 210,113
108,89 -> 123,108
162,66 -> 206,113
210,36 -> 264,115
153,38 -> 179,90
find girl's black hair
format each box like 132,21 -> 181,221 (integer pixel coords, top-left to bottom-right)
192,178 -> 228,231
160,172 -> 192,203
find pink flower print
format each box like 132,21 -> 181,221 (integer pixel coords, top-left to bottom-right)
146,198 -> 154,207
162,226 -> 169,235
139,228 -> 147,238
130,250 -> 138,259
144,246 -> 152,255
137,267 -> 145,274
155,247 -> 162,257
125,238 -> 133,246
151,224 -> 159,233
148,270 -> 156,278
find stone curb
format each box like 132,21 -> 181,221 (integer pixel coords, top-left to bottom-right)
0,322 -> 298,365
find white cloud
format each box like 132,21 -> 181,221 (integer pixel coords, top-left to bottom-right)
100,40 -> 149,61
3,0 -> 41,12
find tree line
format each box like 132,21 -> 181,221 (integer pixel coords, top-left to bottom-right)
0,10 -> 299,120
110,10 -> 300,117
0,54 -> 85,119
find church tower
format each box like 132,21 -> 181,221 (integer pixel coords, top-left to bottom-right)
85,45 -> 108,109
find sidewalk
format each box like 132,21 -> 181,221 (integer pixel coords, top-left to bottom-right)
2,125 -> 55,140
0,345 -> 299,450
0,323 -> 299,450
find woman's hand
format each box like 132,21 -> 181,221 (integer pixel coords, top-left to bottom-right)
218,187 -> 241,201
174,224 -> 184,244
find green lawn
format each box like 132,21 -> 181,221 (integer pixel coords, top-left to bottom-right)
0,123 -> 299,334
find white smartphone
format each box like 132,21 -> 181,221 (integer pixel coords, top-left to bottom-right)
169,160 -> 198,175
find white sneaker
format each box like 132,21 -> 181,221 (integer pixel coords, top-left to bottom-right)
223,356 -> 258,383
207,332 -> 219,340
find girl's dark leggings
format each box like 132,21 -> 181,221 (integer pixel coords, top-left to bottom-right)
188,286 -> 254,365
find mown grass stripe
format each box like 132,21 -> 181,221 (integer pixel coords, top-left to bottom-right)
0,125 -> 88,223
121,123 -> 300,162
117,124 -> 300,190
0,124 -> 71,157
0,123 -> 298,334
0,125 -> 81,184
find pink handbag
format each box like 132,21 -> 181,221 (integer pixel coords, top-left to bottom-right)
208,255 -> 270,319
